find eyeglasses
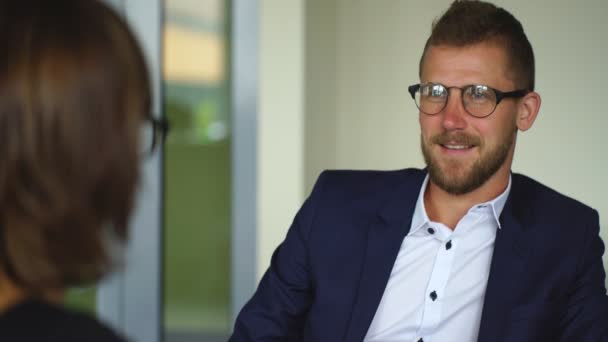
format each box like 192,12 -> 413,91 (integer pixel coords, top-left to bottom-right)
141,115 -> 169,157
408,83 -> 528,118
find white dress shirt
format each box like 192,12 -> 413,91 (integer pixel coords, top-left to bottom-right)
364,175 -> 511,342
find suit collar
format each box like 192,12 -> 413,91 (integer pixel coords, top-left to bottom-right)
343,169 -> 426,341
377,169 -> 427,225
477,174 -> 532,341
409,173 -> 513,234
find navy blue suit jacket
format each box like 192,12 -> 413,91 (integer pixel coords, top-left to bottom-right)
231,169 -> 608,341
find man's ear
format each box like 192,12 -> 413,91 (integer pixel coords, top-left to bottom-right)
516,91 -> 541,132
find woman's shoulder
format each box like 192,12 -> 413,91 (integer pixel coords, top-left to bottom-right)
0,299 -> 126,341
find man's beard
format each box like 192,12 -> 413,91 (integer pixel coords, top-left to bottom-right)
421,129 -> 515,195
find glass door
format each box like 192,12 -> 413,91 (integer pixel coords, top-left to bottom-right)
163,1 -> 232,341
96,1 -> 258,341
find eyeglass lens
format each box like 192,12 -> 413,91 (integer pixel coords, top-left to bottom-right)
414,84 -> 498,117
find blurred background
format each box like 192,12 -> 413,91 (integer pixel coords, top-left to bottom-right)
64,0 -> 608,341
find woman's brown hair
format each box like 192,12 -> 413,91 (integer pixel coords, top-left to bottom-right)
0,0 -> 151,290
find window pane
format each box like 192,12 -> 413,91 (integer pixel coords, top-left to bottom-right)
163,0 -> 231,341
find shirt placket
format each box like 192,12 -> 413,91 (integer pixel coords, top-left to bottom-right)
414,225 -> 457,342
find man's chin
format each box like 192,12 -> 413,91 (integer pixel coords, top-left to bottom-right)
434,163 -> 472,182
427,166 -> 479,195
433,178 -> 473,195
437,180 -> 477,195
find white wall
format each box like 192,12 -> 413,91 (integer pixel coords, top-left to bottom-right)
305,0 -> 338,188
258,0 -> 305,278
305,0 -> 608,266
504,0 -> 608,238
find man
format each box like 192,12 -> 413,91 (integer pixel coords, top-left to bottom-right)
231,1 -> 608,341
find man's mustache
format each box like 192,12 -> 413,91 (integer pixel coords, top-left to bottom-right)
430,132 -> 481,146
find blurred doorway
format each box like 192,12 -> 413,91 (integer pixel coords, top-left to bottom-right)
163,0 -> 232,341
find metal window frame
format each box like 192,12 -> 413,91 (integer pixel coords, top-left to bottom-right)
97,0 -> 259,340
230,0 -> 259,326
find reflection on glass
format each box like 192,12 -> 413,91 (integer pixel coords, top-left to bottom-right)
163,0 -> 231,341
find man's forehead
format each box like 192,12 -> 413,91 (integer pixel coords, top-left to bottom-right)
421,43 -> 516,88
425,41 -> 509,61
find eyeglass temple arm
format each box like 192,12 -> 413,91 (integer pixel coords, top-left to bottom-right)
408,84 -> 420,99
495,89 -> 529,104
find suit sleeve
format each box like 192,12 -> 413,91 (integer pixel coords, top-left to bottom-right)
229,172 -> 328,341
560,209 -> 608,341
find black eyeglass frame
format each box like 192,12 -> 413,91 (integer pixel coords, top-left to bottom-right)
144,115 -> 170,157
408,83 -> 529,118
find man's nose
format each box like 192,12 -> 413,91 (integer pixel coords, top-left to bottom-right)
441,91 -> 467,130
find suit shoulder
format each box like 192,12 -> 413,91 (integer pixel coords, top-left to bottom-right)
511,173 -> 596,216
312,168 -> 425,196
303,168 -> 425,217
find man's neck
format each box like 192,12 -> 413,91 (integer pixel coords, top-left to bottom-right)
424,169 -> 510,229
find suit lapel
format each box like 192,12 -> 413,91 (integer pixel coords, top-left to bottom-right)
477,177 -> 531,342
343,170 -> 425,341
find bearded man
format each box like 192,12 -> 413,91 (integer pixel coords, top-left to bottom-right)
231,1 -> 608,341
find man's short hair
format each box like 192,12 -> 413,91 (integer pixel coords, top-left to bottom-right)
0,0 -> 150,290
420,0 -> 535,91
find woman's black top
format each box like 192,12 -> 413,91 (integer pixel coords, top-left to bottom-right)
0,299 -> 126,341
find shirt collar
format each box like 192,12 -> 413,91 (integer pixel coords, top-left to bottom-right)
409,173 -> 512,235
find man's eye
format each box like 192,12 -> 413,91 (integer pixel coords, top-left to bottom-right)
468,86 -> 490,100
423,85 -> 445,97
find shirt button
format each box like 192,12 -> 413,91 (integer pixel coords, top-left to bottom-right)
446,240 -> 452,250
427,227 -> 435,235
430,291 -> 438,301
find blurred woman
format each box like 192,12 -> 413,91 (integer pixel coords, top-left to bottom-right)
0,0 -> 162,340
